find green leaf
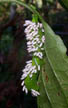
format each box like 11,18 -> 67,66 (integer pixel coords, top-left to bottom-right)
1,1 -> 68,107
37,70 -> 52,108
37,20 -> 68,108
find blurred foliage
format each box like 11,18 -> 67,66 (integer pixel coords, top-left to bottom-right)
58,0 -> 68,10
0,3 -> 11,23
0,33 -> 13,54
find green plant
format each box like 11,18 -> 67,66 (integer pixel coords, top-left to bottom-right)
0,0 -> 68,108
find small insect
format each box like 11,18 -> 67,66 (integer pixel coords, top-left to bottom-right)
21,15 -> 45,96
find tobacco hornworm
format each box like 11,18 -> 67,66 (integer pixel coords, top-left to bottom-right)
21,15 -> 45,96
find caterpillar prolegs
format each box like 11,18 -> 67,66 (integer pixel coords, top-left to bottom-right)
21,16 -> 45,96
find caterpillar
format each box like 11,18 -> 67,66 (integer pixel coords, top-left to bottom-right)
21,15 -> 45,96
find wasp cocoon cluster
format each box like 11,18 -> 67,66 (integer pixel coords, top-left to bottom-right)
21,19 -> 45,96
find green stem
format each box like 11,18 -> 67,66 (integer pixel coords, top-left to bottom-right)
0,0 -> 33,12
0,0 -> 43,19
0,0 -> 46,28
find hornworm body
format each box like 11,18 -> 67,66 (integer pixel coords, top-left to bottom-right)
21,15 -> 45,96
